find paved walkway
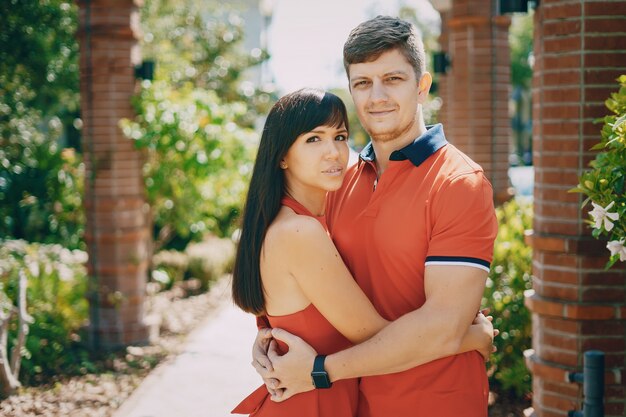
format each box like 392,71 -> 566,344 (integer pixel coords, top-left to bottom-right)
114,283 -> 261,417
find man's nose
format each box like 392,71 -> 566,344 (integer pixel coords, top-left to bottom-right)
370,80 -> 388,103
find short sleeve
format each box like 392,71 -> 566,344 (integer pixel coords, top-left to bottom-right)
426,172 -> 498,272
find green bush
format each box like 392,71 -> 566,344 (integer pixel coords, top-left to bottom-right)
186,236 -> 235,291
121,0 -> 275,252
0,1 -> 84,250
0,121 -> 85,250
121,82 -> 256,250
483,197 -> 533,397
152,249 -> 189,289
574,75 -> 626,267
0,240 -> 90,384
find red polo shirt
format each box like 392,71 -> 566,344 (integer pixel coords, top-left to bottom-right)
326,124 -> 498,417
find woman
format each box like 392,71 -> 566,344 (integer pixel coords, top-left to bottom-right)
231,89 -> 493,416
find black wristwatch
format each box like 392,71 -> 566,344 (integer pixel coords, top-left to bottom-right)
311,355 -> 332,389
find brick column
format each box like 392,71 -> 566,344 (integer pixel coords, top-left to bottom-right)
525,1 -> 626,416
436,8 -> 451,125
434,0 -> 511,203
77,0 -> 149,349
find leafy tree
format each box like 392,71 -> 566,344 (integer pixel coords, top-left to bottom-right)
509,12 -> 534,89
0,1 -> 84,249
140,0 -> 273,128
123,0 -> 274,250
0,0 -> 79,115
509,12 -> 534,165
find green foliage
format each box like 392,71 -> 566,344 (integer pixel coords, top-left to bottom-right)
122,0 -> 273,250
121,81 -> 256,247
140,0 -> 273,127
0,0 -> 79,115
509,12 -> 534,89
185,236 -> 236,291
0,120 -> 85,249
152,250 -> 189,289
574,76 -> 626,267
0,240 -> 90,384
0,0 -> 84,249
483,198 -> 533,397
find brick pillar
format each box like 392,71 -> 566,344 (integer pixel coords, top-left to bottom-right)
77,0 -> 149,349
437,9 -> 450,126
434,0 -> 512,203
525,1 -> 626,416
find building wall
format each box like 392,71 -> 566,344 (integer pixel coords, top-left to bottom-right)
436,0 -> 512,203
526,1 -> 626,416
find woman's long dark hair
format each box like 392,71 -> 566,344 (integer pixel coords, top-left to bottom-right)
232,88 -> 349,315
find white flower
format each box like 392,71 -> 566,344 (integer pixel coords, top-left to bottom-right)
589,201 -> 619,232
607,240 -> 626,261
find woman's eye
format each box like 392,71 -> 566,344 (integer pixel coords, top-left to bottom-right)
335,135 -> 347,141
306,136 -> 320,143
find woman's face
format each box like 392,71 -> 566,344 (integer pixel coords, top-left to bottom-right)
282,123 -> 349,194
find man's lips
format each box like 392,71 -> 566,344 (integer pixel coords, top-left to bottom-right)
368,109 -> 395,117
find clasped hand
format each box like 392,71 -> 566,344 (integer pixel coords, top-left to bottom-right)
251,328 -> 318,402
251,309 -> 497,402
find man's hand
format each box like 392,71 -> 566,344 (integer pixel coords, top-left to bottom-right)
268,328 -> 318,402
251,328 -> 281,396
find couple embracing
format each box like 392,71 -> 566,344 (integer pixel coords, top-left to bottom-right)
231,15 -> 498,417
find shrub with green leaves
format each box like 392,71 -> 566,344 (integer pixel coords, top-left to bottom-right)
574,75 -> 626,267
0,240 -> 90,384
483,197 -> 533,397
152,249 -> 189,289
122,0 -> 274,251
121,82 -> 256,250
0,121 -> 85,250
0,1 -> 84,249
186,236 -> 235,291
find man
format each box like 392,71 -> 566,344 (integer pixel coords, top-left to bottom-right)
253,16 -> 498,417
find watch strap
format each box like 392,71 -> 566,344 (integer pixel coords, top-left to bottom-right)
311,354 -> 332,389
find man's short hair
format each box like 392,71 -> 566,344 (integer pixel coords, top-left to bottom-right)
343,16 -> 426,80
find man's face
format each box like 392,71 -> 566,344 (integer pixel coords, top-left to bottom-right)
348,49 -> 425,143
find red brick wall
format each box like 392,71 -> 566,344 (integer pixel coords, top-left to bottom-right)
437,0 -> 511,203
77,0 -> 149,349
526,1 -> 626,416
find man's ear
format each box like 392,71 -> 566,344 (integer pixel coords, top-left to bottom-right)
417,72 -> 433,103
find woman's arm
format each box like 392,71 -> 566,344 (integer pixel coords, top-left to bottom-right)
276,216 -> 389,343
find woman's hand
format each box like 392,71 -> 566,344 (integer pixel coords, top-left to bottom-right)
267,328 -> 318,402
472,308 -> 498,361
251,328 -> 281,396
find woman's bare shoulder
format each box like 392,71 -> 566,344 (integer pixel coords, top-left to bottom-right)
265,208 -> 329,250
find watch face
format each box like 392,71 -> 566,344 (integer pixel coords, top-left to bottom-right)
311,371 -> 332,389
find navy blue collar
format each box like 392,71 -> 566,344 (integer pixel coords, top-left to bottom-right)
359,124 -> 448,167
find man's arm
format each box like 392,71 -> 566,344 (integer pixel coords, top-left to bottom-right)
267,264 -> 487,401
325,265 -> 486,378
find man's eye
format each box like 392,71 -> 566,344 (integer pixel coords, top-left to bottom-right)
353,80 -> 368,88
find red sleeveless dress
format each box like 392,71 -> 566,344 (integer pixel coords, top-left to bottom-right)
231,196 -> 358,416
